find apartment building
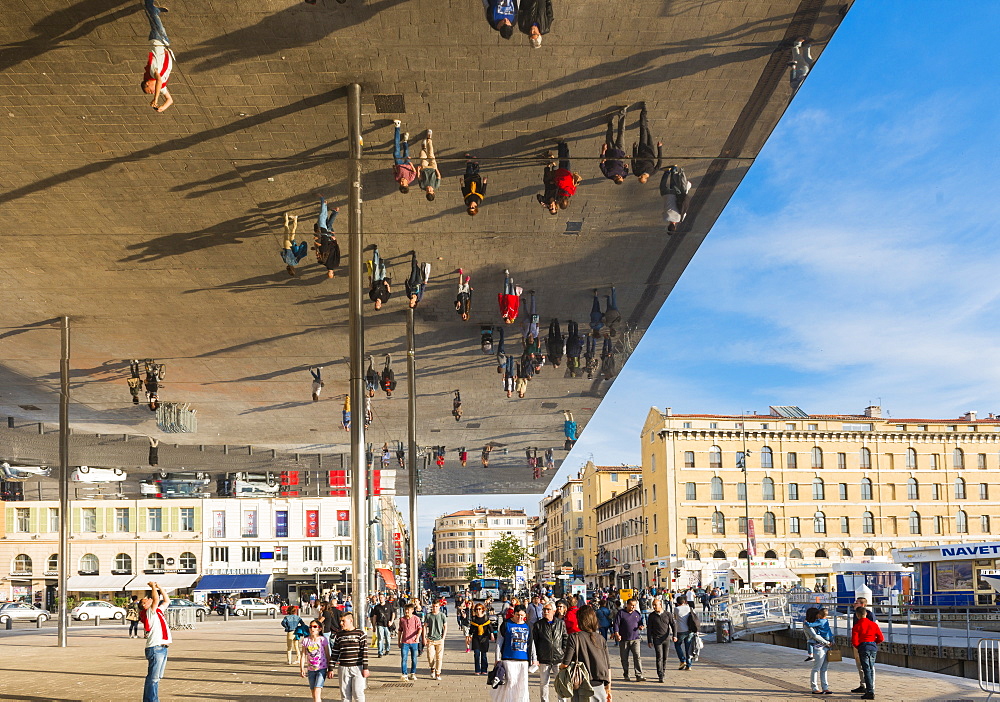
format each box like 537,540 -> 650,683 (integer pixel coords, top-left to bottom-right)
579,461 -> 643,584
433,508 -> 534,591
594,480 -> 646,590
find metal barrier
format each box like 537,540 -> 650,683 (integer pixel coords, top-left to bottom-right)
156,402 -> 197,433
713,594 -> 792,639
164,608 -> 197,630
978,638 -> 1000,700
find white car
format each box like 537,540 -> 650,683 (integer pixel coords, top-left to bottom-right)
231,472 -> 279,497
70,600 -> 126,621
71,466 -> 126,483
0,602 -> 50,624
0,463 -> 51,481
231,598 -> 278,617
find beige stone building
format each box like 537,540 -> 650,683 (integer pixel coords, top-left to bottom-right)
641,405 -> 1000,591
433,508 -> 533,591
580,461 -> 642,584
594,480 -> 646,590
537,474 -> 585,591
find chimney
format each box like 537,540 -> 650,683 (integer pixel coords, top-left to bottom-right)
965,411 -> 977,422
864,406 -> 882,418
665,407 -> 672,416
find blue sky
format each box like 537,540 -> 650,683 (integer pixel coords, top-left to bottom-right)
410,3 -> 1000,547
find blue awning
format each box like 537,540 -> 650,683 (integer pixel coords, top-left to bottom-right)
192,574 -> 271,593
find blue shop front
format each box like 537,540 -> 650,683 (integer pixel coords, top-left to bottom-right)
832,562 -> 910,606
893,541 -> 1000,606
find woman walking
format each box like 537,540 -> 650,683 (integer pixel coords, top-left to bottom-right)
561,606 -> 612,702
467,601 -> 496,675
491,606 -> 535,702
126,595 -> 141,638
299,620 -> 333,702
803,607 -> 834,695
282,606 -> 305,665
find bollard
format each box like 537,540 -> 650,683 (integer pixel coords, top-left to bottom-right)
271,609 -> 277,620
248,610 -> 254,621
223,609 -> 229,622
4,617 -> 11,630
36,617 -> 43,629
94,616 -> 100,627
196,610 -> 205,622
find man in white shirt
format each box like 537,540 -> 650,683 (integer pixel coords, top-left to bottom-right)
139,581 -> 172,702
141,0 -> 174,113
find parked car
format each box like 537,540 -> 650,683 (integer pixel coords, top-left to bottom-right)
70,600 -> 126,620
140,472 -> 211,498
0,462 -> 51,481
230,597 -> 279,617
219,472 -> 278,498
167,598 -> 210,616
0,481 -> 24,501
0,602 -> 50,624
70,466 -> 127,483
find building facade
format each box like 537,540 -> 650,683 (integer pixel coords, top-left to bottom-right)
642,405 -> 1000,590
594,481 -> 646,590
433,508 -> 534,591
579,461 -> 643,585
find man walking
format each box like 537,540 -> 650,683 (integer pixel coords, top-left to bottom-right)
369,594 -> 395,658
380,354 -> 396,398
312,199 -> 341,279
660,165 -> 691,232
140,0 -> 174,113
423,601 -> 448,680
455,269 -> 473,320
672,594 -> 700,670
645,597 -> 675,683
331,612 -> 369,701
310,367 -> 324,402
788,38 -> 815,92
128,359 -> 144,405
539,142 -> 581,213
461,154 -> 487,216
138,581 -> 171,702
565,321 -> 583,378
850,597 -> 878,694
851,606 -> 883,700
397,602 -> 422,681
392,120 -> 417,193
531,600 -> 569,702
613,598 -> 646,681
368,246 -> 391,310
631,104 -> 662,183
280,213 -> 307,276
404,252 -> 431,308
526,594 -> 545,628
417,130 -> 440,201
600,108 -> 629,184
546,319 -> 564,368
485,0 -> 517,39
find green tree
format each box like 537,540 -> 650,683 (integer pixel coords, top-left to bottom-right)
464,563 -> 479,582
484,533 -> 528,580
423,551 -> 437,577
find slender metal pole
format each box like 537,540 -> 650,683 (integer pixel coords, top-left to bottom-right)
742,412 -> 751,588
367,474 -> 376,593
347,83 -> 368,614
406,307 -> 419,600
57,316 -> 70,647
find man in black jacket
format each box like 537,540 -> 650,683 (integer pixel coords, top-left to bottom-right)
531,601 -> 569,702
546,319 -> 565,368
631,104 -> 663,184
645,597 -> 676,683
565,320 -> 583,377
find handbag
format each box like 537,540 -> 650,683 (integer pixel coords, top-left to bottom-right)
487,660 -> 506,688
826,647 -> 843,662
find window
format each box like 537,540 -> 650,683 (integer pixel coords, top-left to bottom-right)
49,508 -> 59,533
864,547 -> 877,556
686,517 -> 697,535
736,482 -> 747,501
760,423 -> 769,430
337,510 -> 350,537
303,546 -> 322,562
114,553 -> 132,573
684,451 -> 695,468
242,547 -> 260,562
787,452 -> 798,470
808,424 -> 818,431
179,552 -> 197,569
712,550 -> 727,559
982,515 -> 991,533
334,546 -> 352,561
147,508 -> 163,532
840,516 -> 850,534
147,552 -> 164,570
211,511 -> 225,538
955,477 -> 967,500
813,511 -> 826,534
82,507 -> 97,533
954,448 -> 965,469
13,554 -> 31,574
811,447 -> 823,468
682,421 -> 692,429
907,478 -> 919,500
115,508 -> 130,532
981,483 -> 990,500
837,453 -> 846,470
815,549 -> 828,558
788,483 -> 799,500
909,511 -> 921,534
957,510 -> 969,534
275,510 -> 289,538
860,448 -> 871,469
685,482 -> 697,500
789,548 -> 804,558
180,508 -> 195,532
763,512 -> 776,534
839,483 -> 848,500
209,547 -> 229,563
650,455 -> 656,473
980,453 -> 988,470
934,516 -> 945,534
812,478 -> 825,500
710,477 -> 723,500
610,474 -> 618,482
789,518 -> 800,534
861,478 -> 873,501
15,508 -> 29,532
709,446 -> 722,469
761,447 -> 773,469
931,453 -> 940,470
688,549 -> 701,560
80,554 -> 99,573
736,451 -> 746,470
575,537 -> 584,549
711,511 -> 725,535
862,512 -> 874,534
762,477 -> 775,501
651,485 -> 657,502
933,483 -> 942,500
275,546 -> 288,562
786,423 -> 796,430
242,510 -> 258,538
738,516 -> 748,534
709,422 -> 719,429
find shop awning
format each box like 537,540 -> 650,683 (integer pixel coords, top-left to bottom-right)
192,574 -> 270,593
728,567 -> 799,583
376,568 -> 397,590
66,574 -> 136,591
143,573 -> 199,591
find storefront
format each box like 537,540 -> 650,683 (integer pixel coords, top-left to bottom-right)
192,573 -> 271,603
272,567 -> 348,605
894,541 -> 1000,606
66,574 -> 136,600
727,566 -> 799,591
833,563 -> 909,606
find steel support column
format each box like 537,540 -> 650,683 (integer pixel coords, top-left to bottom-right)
406,307 -> 420,600
57,316 -> 70,647
347,84 -> 368,612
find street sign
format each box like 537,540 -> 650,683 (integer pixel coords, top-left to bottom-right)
476,563 -> 485,576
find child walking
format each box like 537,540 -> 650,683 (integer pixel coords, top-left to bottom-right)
299,619 -> 333,701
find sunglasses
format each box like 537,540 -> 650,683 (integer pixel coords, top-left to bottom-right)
309,625 -> 321,629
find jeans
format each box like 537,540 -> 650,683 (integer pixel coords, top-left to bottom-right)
339,665 -> 366,701
472,646 -> 489,673
372,247 -> 386,282
638,106 -> 653,153
393,125 -> 410,165
540,662 -> 569,702
307,669 -> 328,689
400,642 -> 418,674
619,639 -> 642,677
858,643 -> 877,692
129,619 -> 140,637
143,0 -> 170,45
810,646 -> 830,692
557,141 -> 570,171
317,198 -> 338,233
376,625 -> 391,656
674,631 -> 696,665
426,639 -> 444,675
143,645 -> 169,702
652,638 -> 671,679
590,293 -> 604,330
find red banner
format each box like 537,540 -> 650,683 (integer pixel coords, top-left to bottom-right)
306,510 -> 319,538
337,510 -> 349,522
747,518 -> 757,557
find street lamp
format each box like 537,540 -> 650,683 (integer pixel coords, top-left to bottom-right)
739,412 -> 752,589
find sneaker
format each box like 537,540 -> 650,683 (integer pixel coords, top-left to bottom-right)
623,675 -> 631,681
427,129 -> 433,138
657,678 -> 664,683
402,132 -> 409,142
409,674 -> 416,681
804,656 -> 814,661
851,686 -> 867,694
393,120 -> 401,128
635,676 -> 646,682
684,663 -> 691,670
401,675 -> 409,681
862,694 -> 875,700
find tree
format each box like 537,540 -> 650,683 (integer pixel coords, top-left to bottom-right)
464,564 -> 479,582
423,550 -> 437,578
484,533 -> 528,580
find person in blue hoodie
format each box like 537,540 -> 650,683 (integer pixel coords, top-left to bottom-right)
803,607 -> 834,694
484,0 -> 517,39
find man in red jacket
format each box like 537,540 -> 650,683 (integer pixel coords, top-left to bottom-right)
538,142 -> 582,213
498,270 -> 521,324
851,606 -> 883,699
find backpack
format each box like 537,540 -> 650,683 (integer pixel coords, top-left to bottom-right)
663,165 -> 689,196
293,621 -> 310,640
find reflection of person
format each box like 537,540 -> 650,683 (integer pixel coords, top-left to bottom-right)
484,0 -> 517,39
788,38 -> 815,92
368,247 -> 391,310
281,213 -> 307,276
600,109 -> 629,184
140,1 -> 174,113
392,121 -> 417,194
517,0 -> 553,48
417,131 -> 440,201
461,155 -> 487,216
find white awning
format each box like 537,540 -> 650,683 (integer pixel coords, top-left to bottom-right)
728,567 -> 799,583
65,574 -> 136,591
145,573 -> 199,591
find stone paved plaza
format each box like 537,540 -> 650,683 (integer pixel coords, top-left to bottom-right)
0,618 -> 982,701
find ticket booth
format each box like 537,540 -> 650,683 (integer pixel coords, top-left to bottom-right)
893,542 -> 1000,607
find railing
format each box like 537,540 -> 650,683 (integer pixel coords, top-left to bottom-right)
978,639 -> 1000,700
710,594 -> 792,639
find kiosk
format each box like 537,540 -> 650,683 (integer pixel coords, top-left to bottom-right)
893,541 -> 1000,606
833,562 -> 910,606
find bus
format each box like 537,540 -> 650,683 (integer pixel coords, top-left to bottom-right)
469,578 -> 501,601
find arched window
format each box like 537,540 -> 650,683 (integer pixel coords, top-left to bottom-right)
114,553 -> 132,573
686,517 -> 698,535
711,511 -> 725,534
13,554 -> 32,574
860,447 -> 871,469
812,477 -> 825,500
712,550 -> 727,559
709,445 -> 722,468
710,477 -> 724,500
842,548 -> 854,557
789,549 -> 804,559
957,510 -> 969,534
863,547 -> 877,556
738,550 -> 749,559
80,554 -> 99,573
954,448 -> 965,469
907,477 -> 919,500
760,447 -> 773,469
813,511 -> 826,534
47,554 -> 58,572
955,477 -> 967,499
180,552 -> 197,570
906,448 -> 917,468
762,477 -> 775,500
147,552 -> 165,569
763,512 -> 776,534
909,511 -> 921,534
862,511 -> 875,534
764,549 -> 778,559
811,447 -> 823,468
861,478 -> 873,500
815,549 -> 828,558
687,550 -> 701,561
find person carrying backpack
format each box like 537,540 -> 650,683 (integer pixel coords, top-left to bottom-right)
381,354 -> 397,398
660,165 -> 691,232
282,606 -> 306,665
